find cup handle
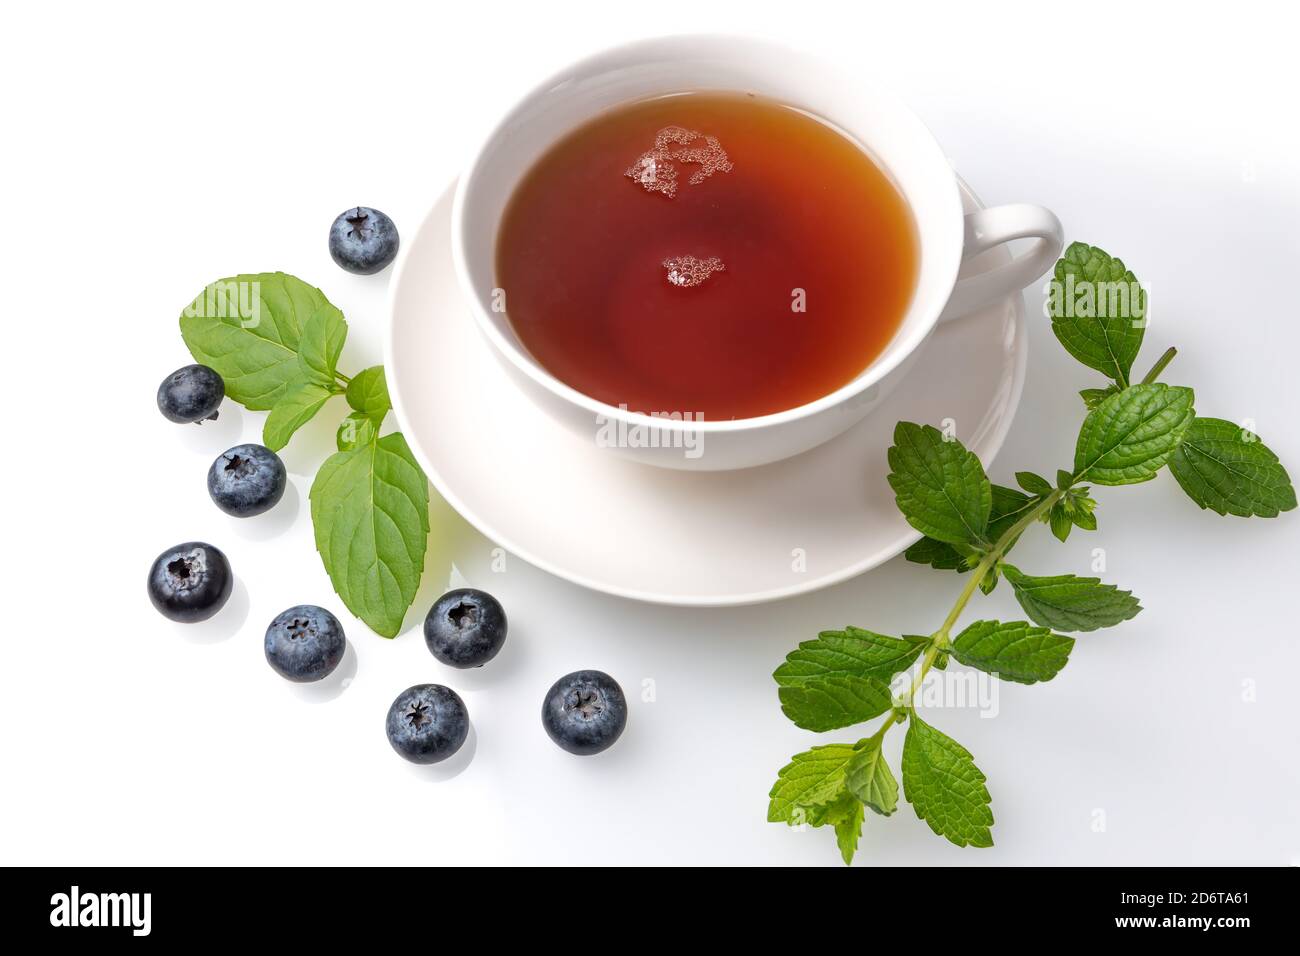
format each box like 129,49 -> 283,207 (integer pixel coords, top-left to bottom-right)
938,204 -> 1064,323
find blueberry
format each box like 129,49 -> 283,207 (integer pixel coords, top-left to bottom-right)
329,206 -> 399,275
157,364 -> 224,424
541,670 -> 627,756
265,605 -> 346,682
386,684 -> 469,764
147,542 -> 233,622
207,443 -> 286,517
423,588 -> 508,668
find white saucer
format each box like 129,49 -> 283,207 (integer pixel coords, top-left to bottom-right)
386,178 -> 1026,606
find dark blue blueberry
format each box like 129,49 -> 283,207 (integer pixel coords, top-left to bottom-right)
386,684 -> 469,765
328,206 -> 399,275
207,443 -> 286,517
541,670 -> 627,756
157,364 -> 224,424
423,588 -> 508,668
147,542 -> 233,623
265,605 -> 346,682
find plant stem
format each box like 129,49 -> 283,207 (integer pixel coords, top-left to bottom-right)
1140,346 -> 1177,384
883,488 -> 1065,729
335,371 -> 352,386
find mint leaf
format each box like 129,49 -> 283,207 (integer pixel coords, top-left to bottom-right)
845,739 -> 898,816
951,620 -> 1075,684
1080,384 -> 1120,410
1048,503 -> 1073,542
1015,471 -> 1053,496
1071,507 -> 1097,531
309,432 -> 429,638
901,712 -> 993,848
904,484 -> 1034,573
263,380 -> 335,452
336,411 -> 377,451
1169,417 -> 1297,518
903,535 -> 969,571
180,272 -> 335,410
1002,565 -> 1141,632
1048,243 -> 1146,386
775,627 -> 925,688
346,366 -> 392,424
827,795 -> 864,865
767,744 -> 857,822
778,675 -> 894,732
1073,383 -> 1195,485
296,301 -> 347,386
887,423 -> 992,547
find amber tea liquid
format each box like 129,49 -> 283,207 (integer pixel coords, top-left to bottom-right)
495,92 -> 919,421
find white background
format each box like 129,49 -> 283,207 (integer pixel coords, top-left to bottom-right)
3,0 -> 1297,866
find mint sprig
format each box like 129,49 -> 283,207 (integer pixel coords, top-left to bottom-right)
180,273 -> 431,638
769,241 -> 1296,863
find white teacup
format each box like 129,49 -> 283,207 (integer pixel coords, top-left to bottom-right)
452,35 -> 1063,471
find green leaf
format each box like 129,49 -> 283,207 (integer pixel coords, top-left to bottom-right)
901,712 -> 993,848
309,432 -> 429,638
1048,504 -> 1073,542
1001,565 -> 1141,632
903,535 -> 968,571
346,365 -> 392,424
1169,417 -> 1297,518
1073,383 -> 1195,485
904,485 -> 1033,573
1047,243 -> 1146,386
845,739 -> 899,816
1080,384 -> 1121,410
180,272 -> 335,410
296,302 -> 347,385
1056,469 -> 1074,490
951,620 -> 1075,684
767,744 -> 857,822
263,380 -> 334,452
336,411 -> 377,451
774,627 -> 925,688
1070,507 -> 1097,532
887,423 -> 991,547
778,676 -> 894,732
828,796 -> 864,865
1015,471 -> 1053,496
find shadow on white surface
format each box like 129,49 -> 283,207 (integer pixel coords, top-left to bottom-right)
229,479 -> 301,541
171,401 -> 244,452
437,630 -> 529,689
290,640 -> 358,704
173,575 -> 250,644
407,723 -> 478,782
388,495 -> 463,639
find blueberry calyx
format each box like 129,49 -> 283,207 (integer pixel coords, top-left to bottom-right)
345,208 -> 372,240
